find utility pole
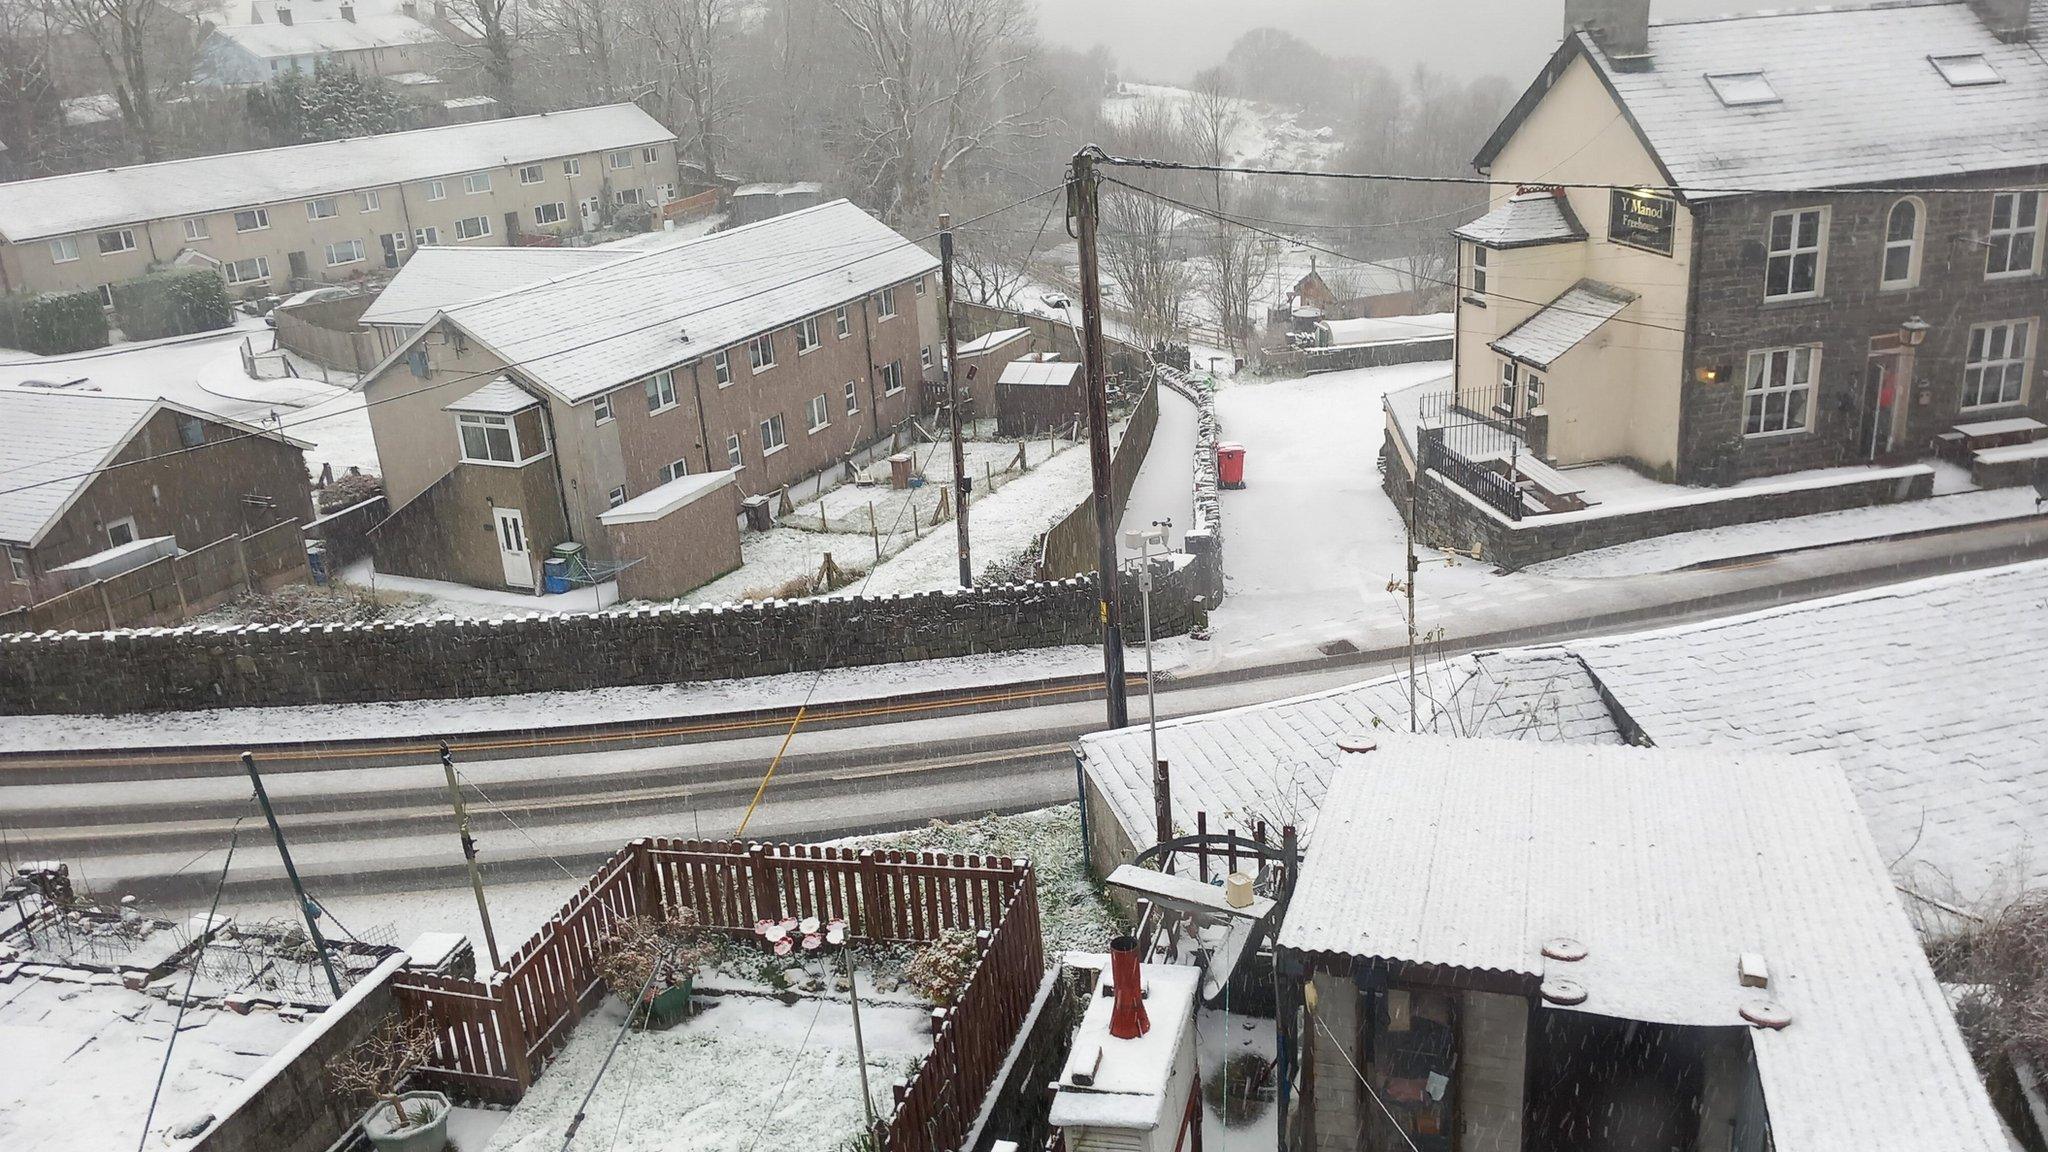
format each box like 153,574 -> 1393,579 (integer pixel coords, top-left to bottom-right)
938,212 -> 972,586
438,741 -> 503,970
1073,146 -> 1130,729
242,752 -> 341,998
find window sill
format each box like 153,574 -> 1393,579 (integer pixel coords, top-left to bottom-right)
1741,426 -> 1812,441
798,346 -> 818,356
1462,294 -> 1487,308
1960,401 -> 2030,414
1877,281 -> 1919,294
883,388 -> 905,397
1760,294 -> 1823,308
716,380 -> 734,389
647,402 -> 679,416
1984,270 -> 2042,284
763,444 -> 787,458
877,314 -> 897,322
808,423 -> 830,435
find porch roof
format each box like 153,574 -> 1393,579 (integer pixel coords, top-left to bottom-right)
1277,733 -> 2006,1152
1488,278 -> 1637,370
1452,189 -> 1585,249
443,377 -> 541,415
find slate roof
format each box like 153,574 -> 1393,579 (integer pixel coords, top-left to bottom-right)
0,391 -> 307,546
430,199 -> 937,405
1278,733 -> 2009,1152
1489,279 -> 1637,369
0,104 -> 673,242
1452,189 -> 1586,248
442,377 -> 540,414
360,247 -> 623,328
1580,1 -> 2048,197
210,14 -> 438,59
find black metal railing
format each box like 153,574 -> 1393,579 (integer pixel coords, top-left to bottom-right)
1422,428 -> 1524,521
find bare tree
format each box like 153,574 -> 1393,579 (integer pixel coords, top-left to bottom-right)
949,183 -> 1050,305
51,0 -> 196,162
631,0 -> 743,178
441,0 -> 517,110
1179,70 -> 1268,353
825,0 -> 1054,225
1096,103 -> 1198,349
533,0 -> 624,104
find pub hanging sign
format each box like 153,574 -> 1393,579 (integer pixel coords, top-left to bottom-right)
1609,188 -> 1676,256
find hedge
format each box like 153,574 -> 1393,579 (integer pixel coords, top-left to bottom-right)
111,267 -> 233,341
0,289 -> 109,355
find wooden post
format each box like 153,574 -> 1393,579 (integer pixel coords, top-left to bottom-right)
1153,759 -> 1172,856
749,843 -> 777,922
233,532 -> 252,593
170,553 -> 190,622
96,581 -> 115,630
870,502 -> 881,561
493,986 -> 533,1090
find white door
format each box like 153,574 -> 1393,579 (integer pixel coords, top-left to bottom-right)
494,507 -> 532,588
578,196 -> 601,231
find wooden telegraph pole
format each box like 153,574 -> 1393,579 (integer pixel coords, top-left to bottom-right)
1072,147 -> 1130,729
938,212 -> 972,586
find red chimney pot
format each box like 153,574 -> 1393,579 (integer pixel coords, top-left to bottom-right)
1108,935 -> 1149,1039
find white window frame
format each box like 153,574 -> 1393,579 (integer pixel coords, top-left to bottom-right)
457,412 -> 520,464
1986,190 -> 2043,280
843,380 -> 860,415
1961,319 -> 2037,410
518,164 -> 543,185
1524,370 -> 1544,411
182,217 -> 209,241
726,433 -> 744,469
920,345 -> 934,371
1469,244 -> 1488,298
97,228 -> 135,255
426,179 -> 447,202
96,283 -> 113,308
607,485 -> 627,508
414,226 -> 440,246
877,286 -> 898,318
48,236 -> 78,263
306,197 -> 339,220
1497,359 -> 1517,413
234,208 -> 270,233
1743,345 -> 1820,437
1880,197 -> 1924,291
453,215 -> 492,241
714,350 -> 733,387
1764,206 -> 1827,301
807,393 -> 830,432
613,188 -> 642,206
534,201 -> 568,226
608,150 -> 632,170
914,275 -> 926,297
7,545 -> 28,583
759,413 -> 787,455
225,255 -> 270,284
641,145 -> 660,164
464,172 -> 492,195
658,458 -> 689,484
562,158 -> 582,176
359,190 -> 381,213
594,392 -> 614,424
644,369 -> 678,413
105,516 -> 137,547
881,359 -> 904,395
796,316 -> 820,353
834,304 -> 850,338
324,238 -> 365,267
748,333 -> 776,372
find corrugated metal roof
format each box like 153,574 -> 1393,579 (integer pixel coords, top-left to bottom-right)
360,247 -> 623,327
442,377 -> 540,414
1278,732 -> 2007,1152
1589,2 -> 2048,197
439,199 -> 937,405
1453,190 -> 1586,248
1489,279 -> 1636,369
0,104 -> 673,242
210,14 -> 437,58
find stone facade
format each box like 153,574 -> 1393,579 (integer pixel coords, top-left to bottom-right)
0,569 -> 1207,714
1680,173 -> 2048,484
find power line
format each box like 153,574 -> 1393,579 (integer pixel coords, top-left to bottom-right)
0,185 -> 1070,500
1097,153 -> 2048,198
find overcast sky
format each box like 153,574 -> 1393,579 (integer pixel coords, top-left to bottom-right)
1035,0 -> 1772,85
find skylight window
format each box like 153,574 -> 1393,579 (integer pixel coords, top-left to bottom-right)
1930,54 -> 2003,87
1705,71 -> 1781,107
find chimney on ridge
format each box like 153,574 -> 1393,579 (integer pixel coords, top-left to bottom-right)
339,1 -> 355,20
1968,0 -> 2035,41
275,3 -> 293,26
1564,0 -> 1654,69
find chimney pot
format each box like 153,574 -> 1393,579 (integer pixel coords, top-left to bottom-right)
1107,935 -> 1150,1040
1564,0 -> 1653,66
1968,0 -> 2034,41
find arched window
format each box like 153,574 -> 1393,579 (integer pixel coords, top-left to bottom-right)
1881,198 -> 1923,289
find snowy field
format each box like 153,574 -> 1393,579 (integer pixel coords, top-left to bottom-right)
1102,82 -> 1343,170
0,321 -> 378,483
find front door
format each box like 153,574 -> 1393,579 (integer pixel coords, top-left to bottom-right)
380,233 -> 400,269
579,196 -> 601,231
1864,350 -> 1906,460
494,507 -> 532,588
287,250 -> 308,281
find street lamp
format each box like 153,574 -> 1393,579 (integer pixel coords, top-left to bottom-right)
1900,316 -> 1931,347
1123,521 -> 1171,774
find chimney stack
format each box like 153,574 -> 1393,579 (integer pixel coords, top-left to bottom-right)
401,0 -> 418,16
1106,936 -> 1150,1040
1564,0 -> 1653,69
339,1 -> 355,20
275,3 -> 293,25
1969,0 -> 2034,41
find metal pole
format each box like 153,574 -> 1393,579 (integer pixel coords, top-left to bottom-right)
439,741 -> 503,970
1142,532 -> 1158,772
242,751 -> 341,998
1406,473 -> 1419,734
939,212 -> 972,587
1073,146 -> 1130,728
842,943 -> 878,1135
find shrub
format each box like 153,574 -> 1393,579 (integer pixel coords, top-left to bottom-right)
0,288 -> 109,354
613,202 -> 655,233
904,929 -> 980,1003
111,268 -> 233,341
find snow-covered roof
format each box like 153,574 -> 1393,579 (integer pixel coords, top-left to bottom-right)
956,327 -> 1031,355
443,377 -> 539,414
360,246 -> 622,327
1571,2 -> 2048,198
1048,962 -> 1199,1131
1317,313 -> 1454,347
208,13 -> 438,58
0,104 -> 673,242
1078,647 -> 1621,853
0,392 -> 308,546
599,469 -> 737,525
1489,279 -> 1637,369
997,360 -> 1080,387
1277,733 -> 2008,1152
1452,189 -> 1586,248
433,199 -> 937,405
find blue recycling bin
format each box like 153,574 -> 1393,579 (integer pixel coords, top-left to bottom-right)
305,542 -> 329,585
542,557 -> 570,594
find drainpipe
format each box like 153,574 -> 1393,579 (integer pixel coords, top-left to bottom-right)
535,394 -> 577,548
688,358 -> 714,473
859,294 -> 883,443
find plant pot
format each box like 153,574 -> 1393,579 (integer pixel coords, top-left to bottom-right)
364,1090 -> 451,1152
645,977 -> 694,1030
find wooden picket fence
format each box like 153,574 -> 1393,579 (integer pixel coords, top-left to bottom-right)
392,839 -> 1044,1152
